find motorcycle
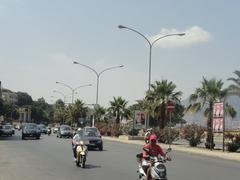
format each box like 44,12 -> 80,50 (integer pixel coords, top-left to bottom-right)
75,140 -> 88,168
137,148 -> 171,180
47,128 -> 51,136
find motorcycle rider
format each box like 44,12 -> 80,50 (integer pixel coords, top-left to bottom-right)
47,127 -> 51,135
144,128 -> 153,144
142,134 -> 171,180
72,128 -> 84,161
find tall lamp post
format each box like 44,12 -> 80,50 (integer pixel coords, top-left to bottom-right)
118,25 -> 185,128
53,90 -> 67,103
73,61 -> 124,106
53,90 -> 75,104
118,25 -> 185,91
56,82 -> 92,104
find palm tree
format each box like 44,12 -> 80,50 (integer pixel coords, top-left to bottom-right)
146,80 -> 182,129
108,97 -> 130,124
94,105 -> 106,122
228,70 -> 240,96
187,77 -> 236,149
72,100 -> 88,124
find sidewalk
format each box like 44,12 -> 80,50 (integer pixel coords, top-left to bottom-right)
103,136 -> 240,162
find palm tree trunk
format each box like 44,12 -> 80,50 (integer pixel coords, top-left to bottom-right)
205,102 -> 215,149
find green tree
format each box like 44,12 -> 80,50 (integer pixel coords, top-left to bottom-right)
94,105 -> 106,122
53,107 -> 66,124
228,70 -> 240,96
0,98 -> 4,116
31,98 -> 53,124
16,92 -> 33,106
108,97 -> 130,124
71,100 -> 88,124
55,99 -> 65,109
146,80 -> 183,129
187,77 -> 236,149
2,101 -> 19,122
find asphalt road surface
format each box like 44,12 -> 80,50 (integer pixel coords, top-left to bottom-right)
0,132 -> 239,180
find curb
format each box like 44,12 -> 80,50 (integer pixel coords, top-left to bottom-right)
103,136 -> 240,162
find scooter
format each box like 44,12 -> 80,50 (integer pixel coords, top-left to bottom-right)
47,128 -> 51,136
76,140 -> 88,168
137,148 -> 171,180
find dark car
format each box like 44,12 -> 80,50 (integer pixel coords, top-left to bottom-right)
0,125 -> 14,136
83,127 -> 103,151
37,124 -> 48,134
57,125 -> 73,138
22,123 -> 41,140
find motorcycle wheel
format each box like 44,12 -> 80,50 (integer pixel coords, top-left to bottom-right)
76,160 -> 80,167
81,156 -> 86,168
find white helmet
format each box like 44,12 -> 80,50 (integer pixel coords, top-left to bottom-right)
77,127 -> 82,131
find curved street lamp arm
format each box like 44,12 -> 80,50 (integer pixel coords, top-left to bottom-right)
53,90 -> 65,97
99,65 -> 124,76
151,33 -> 185,46
56,81 -> 73,91
74,84 -> 92,91
73,61 -> 99,77
119,26 -> 151,46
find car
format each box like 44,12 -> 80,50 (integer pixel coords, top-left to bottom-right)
83,127 -> 103,151
0,125 -> 14,136
37,124 -> 48,134
22,123 -> 41,140
57,125 -> 73,138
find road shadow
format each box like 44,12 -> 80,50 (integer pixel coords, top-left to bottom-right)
0,135 -> 43,141
83,164 -> 101,169
87,148 -> 107,152
0,135 -> 22,141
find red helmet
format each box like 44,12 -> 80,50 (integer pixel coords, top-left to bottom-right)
149,134 -> 157,141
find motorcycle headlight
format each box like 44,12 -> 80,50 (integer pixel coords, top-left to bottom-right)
155,164 -> 166,178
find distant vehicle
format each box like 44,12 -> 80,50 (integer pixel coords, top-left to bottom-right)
1,125 -> 14,136
37,124 -> 48,134
22,123 -> 41,140
83,127 -> 103,151
16,125 -> 21,130
57,125 -> 73,138
53,127 -> 59,134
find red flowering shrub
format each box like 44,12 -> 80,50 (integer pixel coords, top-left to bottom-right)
181,124 -> 205,147
225,132 -> 240,152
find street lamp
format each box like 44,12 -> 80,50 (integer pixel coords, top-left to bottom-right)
55,81 -> 92,104
119,25 -> 185,129
53,90 -> 76,104
73,61 -> 124,105
118,25 -> 185,91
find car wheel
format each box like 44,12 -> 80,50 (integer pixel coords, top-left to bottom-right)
36,136 -> 40,140
99,146 -> 103,151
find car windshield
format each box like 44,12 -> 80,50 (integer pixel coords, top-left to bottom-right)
84,130 -> 98,137
38,125 -> 46,128
26,124 -> 37,129
61,127 -> 71,131
3,125 -> 11,129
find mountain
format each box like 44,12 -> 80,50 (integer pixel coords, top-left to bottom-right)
182,95 -> 240,130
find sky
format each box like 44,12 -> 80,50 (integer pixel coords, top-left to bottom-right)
0,0 -> 240,107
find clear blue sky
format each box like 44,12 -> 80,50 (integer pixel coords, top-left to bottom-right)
0,0 -> 240,106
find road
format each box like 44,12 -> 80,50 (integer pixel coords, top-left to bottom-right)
0,131 -> 239,180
